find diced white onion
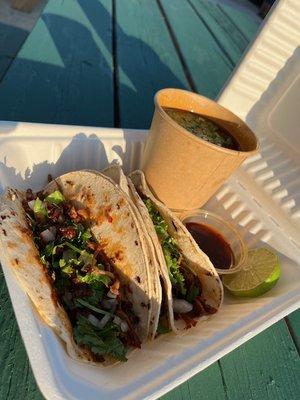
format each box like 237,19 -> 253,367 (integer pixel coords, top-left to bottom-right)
110,303 -> 117,314
28,200 -> 35,210
98,270 -> 115,279
173,299 -> 193,314
63,250 -> 74,261
98,314 -> 111,329
49,226 -> 57,236
120,321 -> 129,333
40,229 -> 55,243
102,298 -> 117,310
88,314 -> 102,328
113,316 -> 122,326
107,291 -> 117,299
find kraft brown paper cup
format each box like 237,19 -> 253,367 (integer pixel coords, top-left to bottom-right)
141,88 -> 259,210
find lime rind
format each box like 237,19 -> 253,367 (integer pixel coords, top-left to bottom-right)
223,248 -> 281,298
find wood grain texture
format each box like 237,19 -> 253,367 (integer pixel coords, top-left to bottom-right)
0,0 -> 114,126
0,267 -> 44,400
286,309 -> 300,353
161,363 -> 226,400
159,0 -> 233,99
188,0 -> 254,66
10,0 -> 40,13
113,0 -> 189,128
219,2 -> 261,42
0,23 -> 28,81
219,321 -> 300,400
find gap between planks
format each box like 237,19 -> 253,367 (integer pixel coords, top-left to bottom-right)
187,0 -> 235,67
156,0 -> 196,92
112,0 -> 120,127
285,316 -> 300,355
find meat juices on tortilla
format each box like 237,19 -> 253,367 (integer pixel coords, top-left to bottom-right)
100,166 -> 162,340
128,170 -> 224,334
0,171 -> 154,363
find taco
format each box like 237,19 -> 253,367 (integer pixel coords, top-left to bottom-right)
128,170 -> 223,333
101,165 -> 162,340
0,170 -> 154,363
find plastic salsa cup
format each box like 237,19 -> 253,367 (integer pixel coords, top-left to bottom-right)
179,209 -> 248,275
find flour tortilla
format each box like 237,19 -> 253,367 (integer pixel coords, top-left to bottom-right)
0,171 -> 153,363
101,166 -> 162,339
128,170 -> 224,333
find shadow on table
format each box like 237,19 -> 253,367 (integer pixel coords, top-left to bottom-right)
0,0 -> 186,129
77,0 -> 187,127
0,22 -> 28,81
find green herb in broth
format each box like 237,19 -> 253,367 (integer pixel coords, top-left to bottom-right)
163,107 -> 239,150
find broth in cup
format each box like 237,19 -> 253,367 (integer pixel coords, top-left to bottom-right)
142,88 -> 259,210
163,107 -> 240,151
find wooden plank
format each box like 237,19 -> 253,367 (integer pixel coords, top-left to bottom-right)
218,2 -> 261,43
286,310 -> 300,353
0,0 -> 114,127
0,267 -> 43,400
113,0 -> 189,128
161,363 -> 226,400
10,0 -> 40,13
219,321 -> 300,400
0,22 -> 28,81
188,0 -> 256,65
159,0 -> 233,99
0,1 -> 114,399
0,3 -> 298,400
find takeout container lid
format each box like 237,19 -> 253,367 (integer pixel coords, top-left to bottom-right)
141,88 -> 259,210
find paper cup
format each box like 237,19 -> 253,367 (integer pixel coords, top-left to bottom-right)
141,88 -> 259,210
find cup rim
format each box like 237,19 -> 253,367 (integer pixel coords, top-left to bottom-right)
179,208 -> 248,275
154,88 -> 260,156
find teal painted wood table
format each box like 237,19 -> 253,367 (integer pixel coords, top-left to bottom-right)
0,1 -> 299,399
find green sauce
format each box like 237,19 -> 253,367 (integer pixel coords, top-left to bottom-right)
163,107 -> 240,150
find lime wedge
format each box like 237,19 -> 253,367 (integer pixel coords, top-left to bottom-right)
223,248 -> 281,298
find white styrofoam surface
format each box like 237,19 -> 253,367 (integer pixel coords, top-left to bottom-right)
0,121 -> 299,400
218,0 -> 300,261
1,0 -> 300,398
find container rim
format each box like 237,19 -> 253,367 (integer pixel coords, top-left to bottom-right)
154,88 -> 260,156
179,208 -> 248,275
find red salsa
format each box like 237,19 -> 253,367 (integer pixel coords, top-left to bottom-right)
185,222 -> 234,270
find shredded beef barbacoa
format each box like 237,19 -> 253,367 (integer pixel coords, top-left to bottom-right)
23,188 -> 141,361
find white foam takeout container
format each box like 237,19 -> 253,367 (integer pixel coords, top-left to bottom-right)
1,0 -> 300,398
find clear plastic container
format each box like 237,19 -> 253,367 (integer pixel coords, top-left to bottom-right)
180,209 -> 247,275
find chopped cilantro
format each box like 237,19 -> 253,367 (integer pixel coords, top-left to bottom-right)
78,250 -> 94,267
186,286 -> 200,304
76,298 -> 114,316
74,316 -> 127,361
144,199 -> 186,296
156,322 -> 171,335
45,190 -> 65,205
84,284 -> 106,306
33,198 -> 47,218
59,259 -> 66,268
81,229 -> 92,244
26,188 -> 132,362
77,273 -> 111,286
61,264 -> 74,276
